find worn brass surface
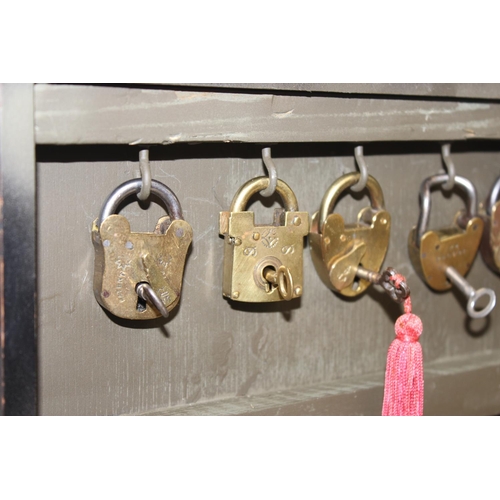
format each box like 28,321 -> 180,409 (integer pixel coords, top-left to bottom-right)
310,210 -> 391,296
309,173 -> 390,297
480,200 -> 500,273
230,176 -> 299,213
220,210 -> 309,302
317,173 -> 385,229
220,177 -> 308,303
408,213 -> 483,291
92,214 -> 192,319
328,239 -> 367,292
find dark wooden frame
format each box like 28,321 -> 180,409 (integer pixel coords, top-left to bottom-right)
0,84 -> 37,415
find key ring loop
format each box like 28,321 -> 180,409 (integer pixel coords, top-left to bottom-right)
277,266 -> 294,301
467,288 -> 496,319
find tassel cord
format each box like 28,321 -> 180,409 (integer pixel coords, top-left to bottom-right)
382,273 -> 424,416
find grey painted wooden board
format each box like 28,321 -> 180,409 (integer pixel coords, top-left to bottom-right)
34,84 -> 500,146
174,83 -> 500,100
141,350 -> 500,416
38,150 -> 500,415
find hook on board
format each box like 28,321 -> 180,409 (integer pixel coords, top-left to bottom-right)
137,149 -> 152,201
261,147 -> 278,197
441,143 -> 456,192
352,146 -> 369,192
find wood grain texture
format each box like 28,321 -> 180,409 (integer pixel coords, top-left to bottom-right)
140,350 -> 500,416
37,150 -> 500,415
34,84 -> 500,146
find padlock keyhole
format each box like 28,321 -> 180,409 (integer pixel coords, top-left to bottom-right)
136,294 -> 147,312
352,276 -> 361,291
263,265 -> 278,293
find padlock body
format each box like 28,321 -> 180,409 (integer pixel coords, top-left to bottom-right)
408,214 -> 483,291
92,214 -> 192,319
309,207 -> 391,297
480,200 -> 500,273
219,210 -> 309,302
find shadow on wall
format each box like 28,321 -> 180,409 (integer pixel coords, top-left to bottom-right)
36,140 -> 500,164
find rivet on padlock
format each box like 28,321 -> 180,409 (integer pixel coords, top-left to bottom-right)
479,176 -> 500,273
219,176 -> 309,303
408,173 -> 496,319
92,178 -> 193,320
309,172 -> 393,298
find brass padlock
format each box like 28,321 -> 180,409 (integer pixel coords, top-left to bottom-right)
479,176 -> 500,273
220,176 -> 309,302
309,172 -> 391,297
92,179 -> 192,320
408,173 -> 495,318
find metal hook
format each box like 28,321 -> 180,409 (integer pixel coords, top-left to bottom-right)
352,146 -> 369,192
441,143 -> 456,192
137,149 -> 152,201
261,147 -> 278,197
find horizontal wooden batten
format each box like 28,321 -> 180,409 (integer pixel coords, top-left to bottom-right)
172,83 -> 500,100
139,350 -> 500,416
35,84 -> 500,146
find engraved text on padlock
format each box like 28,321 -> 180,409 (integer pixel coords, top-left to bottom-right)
92,179 -> 192,320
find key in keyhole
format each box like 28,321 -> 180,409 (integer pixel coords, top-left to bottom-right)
264,265 -> 294,301
135,282 -> 169,319
355,266 -> 410,303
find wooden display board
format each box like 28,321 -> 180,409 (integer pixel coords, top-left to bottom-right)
2,83 -> 500,415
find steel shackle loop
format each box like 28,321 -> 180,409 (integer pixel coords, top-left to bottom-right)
486,176 -> 500,216
230,176 -> 299,213
415,174 -> 477,248
318,172 -> 385,233
98,178 -> 184,227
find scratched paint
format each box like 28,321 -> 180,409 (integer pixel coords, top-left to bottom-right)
34,85 -> 500,145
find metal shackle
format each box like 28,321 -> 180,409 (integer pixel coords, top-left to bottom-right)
486,176 -> 500,216
230,176 -> 299,213
98,178 -> 184,227
318,172 -> 385,232
415,174 -> 477,248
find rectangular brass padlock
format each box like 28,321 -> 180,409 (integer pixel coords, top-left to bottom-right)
220,176 -> 309,302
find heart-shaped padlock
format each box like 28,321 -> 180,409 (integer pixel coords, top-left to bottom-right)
309,172 -> 391,297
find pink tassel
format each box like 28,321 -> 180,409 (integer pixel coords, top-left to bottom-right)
382,274 -> 424,416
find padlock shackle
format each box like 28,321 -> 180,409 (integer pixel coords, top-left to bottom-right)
486,176 -> 500,215
318,172 -> 385,233
415,173 -> 477,248
230,176 -> 299,213
98,178 -> 183,226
